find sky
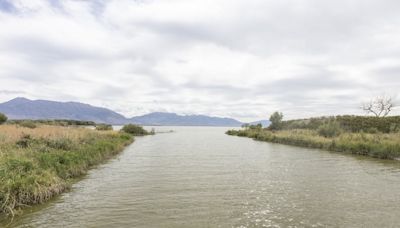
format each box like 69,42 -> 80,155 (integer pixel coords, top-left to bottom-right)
0,0 -> 399,122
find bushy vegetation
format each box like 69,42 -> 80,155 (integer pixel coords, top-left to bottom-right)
268,111 -> 283,130
18,120 -> 37,129
0,125 -> 133,216
337,115 -> 400,133
227,129 -> 400,160
121,124 -> 151,136
241,123 -> 263,130
227,114 -> 400,160
280,115 -> 400,133
0,113 -> 7,124
317,121 -> 342,138
95,124 -> 113,131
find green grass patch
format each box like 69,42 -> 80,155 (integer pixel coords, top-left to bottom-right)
227,129 -> 400,160
0,125 -> 133,216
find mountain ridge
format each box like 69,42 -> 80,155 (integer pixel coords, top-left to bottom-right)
130,112 -> 242,126
0,97 -> 244,126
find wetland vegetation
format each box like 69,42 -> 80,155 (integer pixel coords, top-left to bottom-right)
0,115 -> 150,216
227,114 -> 400,160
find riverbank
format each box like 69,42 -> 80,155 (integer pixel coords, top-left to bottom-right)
226,129 -> 400,160
0,124 -> 134,216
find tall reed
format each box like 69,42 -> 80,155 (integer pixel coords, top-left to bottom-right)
0,125 -> 133,216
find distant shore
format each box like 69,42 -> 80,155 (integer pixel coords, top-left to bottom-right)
227,117 -> 400,160
227,130 -> 400,160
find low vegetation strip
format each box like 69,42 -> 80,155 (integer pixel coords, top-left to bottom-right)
226,129 -> 400,160
280,115 -> 400,133
0,124 -> 134,216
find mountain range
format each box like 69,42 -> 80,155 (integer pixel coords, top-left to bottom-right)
0,97 -> 262,126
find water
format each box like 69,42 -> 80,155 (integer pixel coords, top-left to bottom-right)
2,127 -> 400,227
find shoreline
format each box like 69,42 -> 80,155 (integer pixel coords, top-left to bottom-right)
226,129 -> 400,160
0,125 -> 134,216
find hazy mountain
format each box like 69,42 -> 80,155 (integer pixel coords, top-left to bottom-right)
0,97 -> 127,124
0,98 -> 243,126
130,112 -> 242,126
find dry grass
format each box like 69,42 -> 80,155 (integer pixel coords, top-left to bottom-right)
0,124 -> 115,144
0,124 -> 133,216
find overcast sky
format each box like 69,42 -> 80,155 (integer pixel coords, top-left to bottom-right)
0,0 -> 399,121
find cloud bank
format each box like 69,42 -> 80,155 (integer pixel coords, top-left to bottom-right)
1,0 -> 400,121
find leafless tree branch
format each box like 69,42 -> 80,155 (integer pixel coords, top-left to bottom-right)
361,95 -> 396,117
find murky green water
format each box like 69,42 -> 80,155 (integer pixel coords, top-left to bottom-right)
2,127 -> 400,227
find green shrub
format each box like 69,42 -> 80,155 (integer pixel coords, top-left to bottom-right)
281,116 -> 335,130
226,130 -> 238,135
16,134 -> 33,148
0,113 -> 7,124
121,124 -> 148,135
336,115 -> 400,133
249,124 -> 263,130
317,121 -> 342,138
365,127 -> 379,134
279,115 -> 400,133
19,120 -> 37,129
389,123 -> 400,133
95,124 -> 113,131
268,112 -> 283,130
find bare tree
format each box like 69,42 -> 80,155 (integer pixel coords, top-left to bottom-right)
362,95 -> 395,117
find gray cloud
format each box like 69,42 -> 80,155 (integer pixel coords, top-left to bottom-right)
0,0 -> 399,121
372,66 -> 400,82
0,89 -> 25,95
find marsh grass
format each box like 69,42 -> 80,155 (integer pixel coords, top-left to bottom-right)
95,124 -> 113,131
0,125 -> 133,216
121,124 -> 152,136
227,129 -> 400,160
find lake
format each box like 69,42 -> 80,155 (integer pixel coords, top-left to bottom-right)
2,127 -> 400,227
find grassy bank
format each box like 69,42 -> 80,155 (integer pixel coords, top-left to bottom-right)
0,124 -> 133,216
226,129 -> 400,160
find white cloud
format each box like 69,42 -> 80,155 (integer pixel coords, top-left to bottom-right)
0,0 -> 400,121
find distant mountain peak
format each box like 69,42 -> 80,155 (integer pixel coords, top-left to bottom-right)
8,97 -> 31,103
130,112 -> 242,126
0,97 -> 127,124
0,97 -> 245,126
